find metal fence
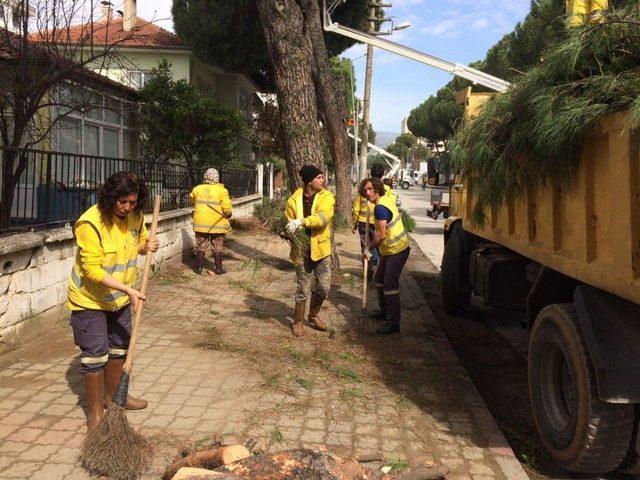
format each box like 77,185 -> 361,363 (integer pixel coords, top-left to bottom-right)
0,147 -> 258,234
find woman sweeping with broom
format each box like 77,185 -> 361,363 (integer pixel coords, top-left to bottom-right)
67,171 -> 158,435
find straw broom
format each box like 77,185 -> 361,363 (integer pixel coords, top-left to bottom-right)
80,195 -> 161,480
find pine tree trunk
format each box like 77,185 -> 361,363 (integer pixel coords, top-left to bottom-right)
301,0 -> 352,221
255,0 -> 325,193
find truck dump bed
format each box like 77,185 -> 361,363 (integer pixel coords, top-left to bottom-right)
451,111 -> 640,306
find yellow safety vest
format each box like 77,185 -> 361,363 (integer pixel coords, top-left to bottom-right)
353,184 -> 396,225
68,205 -> 147,311
376,194 -> 410,256
566,0 -> 608,26
190,183 -> 232,234
285,187 -> 335,265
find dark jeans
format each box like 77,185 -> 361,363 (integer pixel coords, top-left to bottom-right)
373,247 -> 410,323
70,306 -> 132,373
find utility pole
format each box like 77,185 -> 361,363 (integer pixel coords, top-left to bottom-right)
357,2 -> 378,183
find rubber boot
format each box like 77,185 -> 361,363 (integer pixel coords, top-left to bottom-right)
194,251 -> 204,274
308,297 -> 327,331
84,370 -> 104,434
104,358 -> 148,410
376,321 -> 400,335
214,253 -> 226,275
293,301 -> 306,337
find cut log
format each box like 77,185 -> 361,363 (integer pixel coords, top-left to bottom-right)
215,448 -> 390,479
171,467 -> 237,479
163,445 -> 251,480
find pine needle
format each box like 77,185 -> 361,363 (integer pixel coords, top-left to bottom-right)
451,5 -> 640,225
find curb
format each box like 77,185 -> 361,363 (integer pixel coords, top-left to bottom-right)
405,237 -> 531,480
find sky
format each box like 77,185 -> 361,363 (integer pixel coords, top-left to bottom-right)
125,0 -> 530,134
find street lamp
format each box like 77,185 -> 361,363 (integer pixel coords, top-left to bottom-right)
358,7 -> 410,182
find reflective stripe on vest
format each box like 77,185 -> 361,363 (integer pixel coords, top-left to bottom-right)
377,195 -> 410,256
68,205 -> 144,311
356,197 -> 374,223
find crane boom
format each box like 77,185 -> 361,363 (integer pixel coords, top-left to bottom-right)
347,132 -> 402,178
323,2 -> 510,93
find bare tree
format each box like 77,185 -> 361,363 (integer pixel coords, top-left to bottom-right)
0,0 -> 149,229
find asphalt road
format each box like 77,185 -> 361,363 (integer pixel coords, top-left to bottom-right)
396,186 -> 635,480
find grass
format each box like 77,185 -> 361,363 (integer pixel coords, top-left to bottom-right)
333,367 -> 361,383
283,344 -> 310,367
384,459 -> 409,474
339,351 -> 364,364
228,279 -> 257,293
395,394 -> 412,410
159,272 -> 190,286
271,427 -> 284,444
502,425 -> 538,469
340,388 -> 365,401
262,374 -> 281,389
293,376 -> 314,390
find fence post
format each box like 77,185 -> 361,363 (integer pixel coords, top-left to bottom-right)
256,163 -> 264,196
45,152 -> 52,223
268,162 -> 274,200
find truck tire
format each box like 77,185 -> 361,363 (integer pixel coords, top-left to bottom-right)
441,223 -> 473,314
401,181 -> 409,190
528,304 -> 635,474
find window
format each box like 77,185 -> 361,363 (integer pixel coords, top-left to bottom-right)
53,83 -> 138,184
127,70 -> 152,90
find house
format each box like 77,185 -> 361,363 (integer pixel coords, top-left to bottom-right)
32,0 -> 259,165
0,0 -> 32,34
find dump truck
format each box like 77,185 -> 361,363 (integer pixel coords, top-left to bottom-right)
443,88 -> 640,474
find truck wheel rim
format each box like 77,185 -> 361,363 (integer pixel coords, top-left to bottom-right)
539,340 -> 575,433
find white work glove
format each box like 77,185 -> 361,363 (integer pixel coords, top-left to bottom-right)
286,219 -> 303,235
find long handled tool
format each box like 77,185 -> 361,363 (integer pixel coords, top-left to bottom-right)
81,194 -> 161,480
361,204 -> 371,334
113,193 -> 161,405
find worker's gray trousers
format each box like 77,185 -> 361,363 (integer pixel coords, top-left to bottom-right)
373,247 -> 410,323
295,255 -> 331,304
70,306 -> 131,374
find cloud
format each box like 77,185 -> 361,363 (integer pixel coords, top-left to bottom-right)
420,19 -> 459,37
470,17 -> 489,30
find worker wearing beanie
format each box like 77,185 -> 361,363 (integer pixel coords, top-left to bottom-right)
190,168 -> 232,275
284,165 -> 335,337
67,172 -> 159,434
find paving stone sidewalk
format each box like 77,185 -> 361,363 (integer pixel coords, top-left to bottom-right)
0,229 -> 529,480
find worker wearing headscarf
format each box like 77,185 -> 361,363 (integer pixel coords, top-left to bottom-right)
189,168 -> 232,275
284,165 -> 335,337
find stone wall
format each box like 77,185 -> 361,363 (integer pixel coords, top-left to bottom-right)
0,194 -> 262,350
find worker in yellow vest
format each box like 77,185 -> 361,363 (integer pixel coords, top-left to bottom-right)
566,0 -> 608,26
284,165 -> 335,337
352,163 -> 401,272
360,177 -> 411,334
67,172 -> 159,434
189,168 -> 232,275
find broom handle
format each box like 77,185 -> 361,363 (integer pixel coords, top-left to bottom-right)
362,203 -> 371,309
123,194 -> 161,375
